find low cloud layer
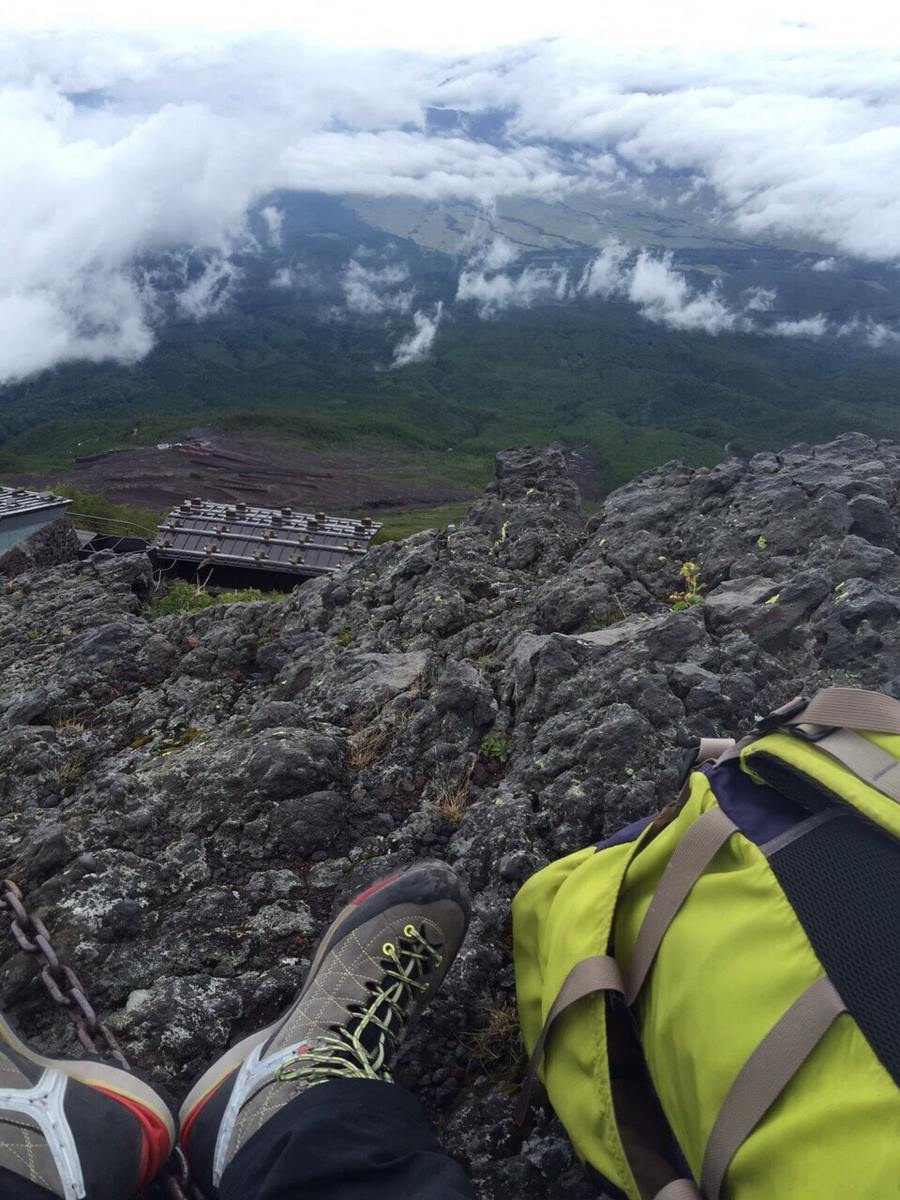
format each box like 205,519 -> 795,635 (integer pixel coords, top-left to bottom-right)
457,238 -> 745,335
454,237 -> 900,345
342,260 -> 414,316
456,263 -> 569,318
3,26 -> 900,379
392,302 -> 444,367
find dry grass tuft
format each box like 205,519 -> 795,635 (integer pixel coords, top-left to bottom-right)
460,999 -> 522,1070
347,706 -> 411,770
50,705 -> 87,733
348,726 -> 392,769
431,762 -> 473,826
52,757 -> 84,789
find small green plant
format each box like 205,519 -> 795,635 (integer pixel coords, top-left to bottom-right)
333,628 -> 353,648
147,582 -> 286,618
756,535 -> 768,550
667,561 -> 705,612
479,734 -> 510,763
476,654 -> 500,672
157,728 -> 204,755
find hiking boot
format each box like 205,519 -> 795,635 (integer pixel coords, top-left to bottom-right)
180,859 -> 470,1197
0,1012 -> 174,1199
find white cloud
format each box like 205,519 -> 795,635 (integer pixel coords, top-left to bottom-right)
175,253 -> 241,318
456,264 -> 569,317
392,302 -> 443,366
771,315 -> 829,337
260,205 -> 284,248
270,266 -> 295,289
744,286 -> 777,312
837,316 -> 900,347
3,26 -> 900,379
467,236 -> 521,271
578,238 -> 630,298
811,257 -> 838,272
341,259 -> 414,315
0,283 -> 154,382
626,252 -> 739,334
458,240 -> 746,334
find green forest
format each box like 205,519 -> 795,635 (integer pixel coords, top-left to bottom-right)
4,297 -> 900,498
3,207 -> 900,502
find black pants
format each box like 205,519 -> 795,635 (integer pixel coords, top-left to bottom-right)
221,1079 -> 476,1200
5,1080 -> 474,1200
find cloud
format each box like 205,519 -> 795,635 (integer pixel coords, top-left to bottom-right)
771,315 -> 829,337
811,257 -> 838,272
260,205 -> 284,248
341,259 -> 414,315
457,238 -> 743,334
837,316 -> 900,347
578,239 -> 631,298
3,27 -> 900,379
573,240 -> 744,334
625,252 -> 739,334
392,302 -> 444,366
0,281 -> 154,382
175,253 -> 241,318
466,235 -> 521,271
270,265 -> 295,289
456,264 -> 569,317
743,286 -> 777,312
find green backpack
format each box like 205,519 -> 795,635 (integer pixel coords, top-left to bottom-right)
513,687 -> 900,1200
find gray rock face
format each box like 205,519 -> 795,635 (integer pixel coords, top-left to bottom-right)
0,518 -> 81,578
2,432 -> 900,1198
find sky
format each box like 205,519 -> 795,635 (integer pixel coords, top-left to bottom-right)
5,0 -> 898,49
2,3 -> 900,380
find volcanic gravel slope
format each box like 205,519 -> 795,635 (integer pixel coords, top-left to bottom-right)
2,432 -> 900,1198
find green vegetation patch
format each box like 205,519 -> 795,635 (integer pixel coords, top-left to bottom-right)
57,486 -> 165,538
370,502 -> 472,543
147,582 -> 288,619
479,734 -> 510,763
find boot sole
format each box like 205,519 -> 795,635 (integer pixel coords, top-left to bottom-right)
0,1012 -> 176,1145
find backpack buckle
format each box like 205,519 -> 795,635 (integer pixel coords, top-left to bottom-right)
757,695 -> 810,732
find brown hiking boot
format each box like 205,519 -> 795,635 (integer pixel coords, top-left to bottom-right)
0,1012 -> 174,1199
180,860 -> 470,1197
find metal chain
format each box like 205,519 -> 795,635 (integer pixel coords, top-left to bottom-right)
0,879 -> 203,1200
0,879 -> 129,1068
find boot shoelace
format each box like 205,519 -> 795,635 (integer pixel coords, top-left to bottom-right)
276,925 -> 443,1085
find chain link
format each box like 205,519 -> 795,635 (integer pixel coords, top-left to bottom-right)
0,879 -> 201,1200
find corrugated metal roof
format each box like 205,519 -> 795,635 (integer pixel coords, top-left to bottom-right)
152,499 -> 382,578
0,486 -> 72,519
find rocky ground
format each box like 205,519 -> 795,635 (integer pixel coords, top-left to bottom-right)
2,432 -> 900,1198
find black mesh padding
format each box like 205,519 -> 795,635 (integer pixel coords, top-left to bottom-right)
766,804 -> 900,1085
